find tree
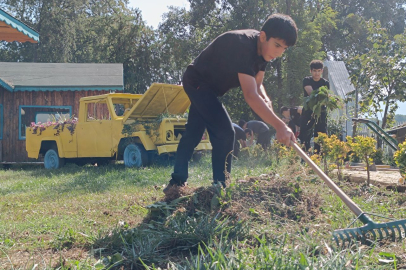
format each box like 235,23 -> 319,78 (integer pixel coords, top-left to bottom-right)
350,21 -> 406,130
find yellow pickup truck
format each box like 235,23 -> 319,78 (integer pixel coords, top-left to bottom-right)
26,83 -> 212,169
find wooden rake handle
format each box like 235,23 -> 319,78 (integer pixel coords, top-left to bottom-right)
290,141 -> 364,217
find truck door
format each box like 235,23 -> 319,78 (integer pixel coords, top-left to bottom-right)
77,101 -> 113,157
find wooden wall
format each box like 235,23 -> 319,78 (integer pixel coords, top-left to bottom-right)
0,88 -> 114,162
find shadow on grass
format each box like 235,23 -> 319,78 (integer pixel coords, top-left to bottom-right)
90,184 -> 246,269
0,159 -> 177,197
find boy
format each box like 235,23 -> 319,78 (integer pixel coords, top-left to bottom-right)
280,106 -> 302,138
239,119 -> 271,150
164,14 -> 297,192
298,60 -> 330,153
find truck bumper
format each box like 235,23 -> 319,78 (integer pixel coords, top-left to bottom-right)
157,142 -> 212,155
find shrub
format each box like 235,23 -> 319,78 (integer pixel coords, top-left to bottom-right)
394,141 -> 406,180
346,136 -> 377,185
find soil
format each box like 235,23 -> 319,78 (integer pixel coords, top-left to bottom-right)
343,169 -> 404,186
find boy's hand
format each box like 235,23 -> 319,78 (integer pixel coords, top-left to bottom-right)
276,125 -> 296,146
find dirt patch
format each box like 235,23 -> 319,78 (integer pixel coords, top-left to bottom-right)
0,247 -> 93,269
161,174 -> 323,224
342,169 -> 403,186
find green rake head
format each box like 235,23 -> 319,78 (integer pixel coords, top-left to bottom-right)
333,213 -> 406,246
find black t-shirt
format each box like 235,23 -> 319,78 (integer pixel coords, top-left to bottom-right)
185,29 -> 268,96
246,120 -> 269,134
233,123 -> 246,141
302,76 -> 330,97
289,107 -> 301,126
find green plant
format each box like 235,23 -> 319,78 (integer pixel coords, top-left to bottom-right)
394,140 -> 406,180
327,115 -> 347,138
303,86 -> 343,122
346,136 -> 377,185
372,148 -> 384,165
122,112 -> 187,138
314,133 -> 349,179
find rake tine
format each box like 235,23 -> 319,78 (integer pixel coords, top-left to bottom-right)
389,226 -> 396,241
400,223 -> 406,238
393,225 -> 401,241
333,235 -> 340,246
381,226 -> 389,239
370,227 -> 379,241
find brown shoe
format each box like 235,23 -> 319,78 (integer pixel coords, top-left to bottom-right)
163,180 -> 187,194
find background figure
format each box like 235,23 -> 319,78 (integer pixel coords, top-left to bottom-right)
232,123 -> 247,157
298,60 -> 329,154
280,106 -> 302,138
239,119 -> 271,150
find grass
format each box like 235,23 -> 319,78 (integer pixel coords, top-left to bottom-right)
0,144 -> 405,269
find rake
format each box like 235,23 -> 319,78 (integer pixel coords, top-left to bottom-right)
291,141 -> 406,246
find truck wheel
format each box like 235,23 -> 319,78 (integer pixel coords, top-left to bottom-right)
44,149 -> 65,169
123,144 -> 148,168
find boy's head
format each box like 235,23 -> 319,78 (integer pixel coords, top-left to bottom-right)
245,128 -> 253,137
259,14 -> 298,61
238,119 -> 247,129
310,60 -> 324,81
280,106 -> 290,119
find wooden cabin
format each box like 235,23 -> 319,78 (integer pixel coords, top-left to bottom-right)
0,62 -> 123,163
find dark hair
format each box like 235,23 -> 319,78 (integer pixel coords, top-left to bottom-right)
280,106 -> 289,114
245,128 -> 253,134
310,60 -> 324,70
238,119 -> 246,128
261,13 -> 297,47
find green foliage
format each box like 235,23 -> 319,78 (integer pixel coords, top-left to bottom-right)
349,20 -> 406,129
303,86 -> 343,121
346,136 -> 377,185
314,133 -> 350,179
327,115 -> 347,138
394,140 -> 406,179
122,113 -> 187,137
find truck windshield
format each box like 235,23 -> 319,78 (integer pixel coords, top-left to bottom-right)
111,98 -> 139,117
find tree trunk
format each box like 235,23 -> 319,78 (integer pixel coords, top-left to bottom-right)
352,88 -> 359,137
366,154 -> 370,186
286,0 -> 291,15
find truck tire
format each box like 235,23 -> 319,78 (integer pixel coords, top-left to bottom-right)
44,149 -> 65,169
123,144 -> 148,168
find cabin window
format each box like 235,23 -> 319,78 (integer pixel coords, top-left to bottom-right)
19,105 -> 72,140
0,104 -> 3,140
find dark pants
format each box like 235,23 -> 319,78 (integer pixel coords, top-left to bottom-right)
298,108 -> 327,153
233,140 -> 241,157
171,77 -> 234,185
257,130 -> 271,150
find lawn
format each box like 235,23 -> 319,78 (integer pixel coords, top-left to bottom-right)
0,145 -> 405,269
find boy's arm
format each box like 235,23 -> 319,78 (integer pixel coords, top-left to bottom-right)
239,139 -> 247,148
304,85 -> 313,96
255,71 -> 272,108
239,73 -> 295,146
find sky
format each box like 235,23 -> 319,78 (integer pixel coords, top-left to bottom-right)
129,1 -> 406,117
128,0 -> 189,29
